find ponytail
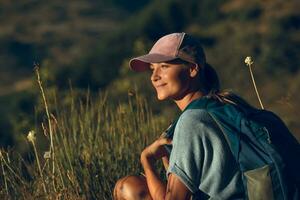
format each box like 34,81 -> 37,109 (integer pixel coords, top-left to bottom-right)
200,63 -> 257,111
201,63 -> 220,95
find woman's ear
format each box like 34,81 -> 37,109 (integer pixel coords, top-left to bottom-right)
189,63 -> 199,78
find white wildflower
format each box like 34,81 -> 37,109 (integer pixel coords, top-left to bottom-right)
245,56 -> 254,66
27,130 -> 36,143
43,151 -> 51,159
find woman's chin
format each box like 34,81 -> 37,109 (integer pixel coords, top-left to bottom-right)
156,94 -> 168,101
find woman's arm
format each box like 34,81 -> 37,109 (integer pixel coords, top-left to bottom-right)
166,174 -> 192,200
141,138 -> 192,200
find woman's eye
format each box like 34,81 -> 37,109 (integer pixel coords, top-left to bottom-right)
161,65 -> 169,69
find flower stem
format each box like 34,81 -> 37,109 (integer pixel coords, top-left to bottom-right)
248,64 -> 264,109
32,141 -> 48,195
34,65 -> 57,191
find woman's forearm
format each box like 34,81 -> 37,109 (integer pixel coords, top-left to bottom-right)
141,153 -> 167,200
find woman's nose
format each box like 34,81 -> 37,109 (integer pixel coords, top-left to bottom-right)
151,67 -> 161,82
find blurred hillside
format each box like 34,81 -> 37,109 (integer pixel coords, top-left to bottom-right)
0,0 -> 151,147
0,0 -> 150,88
0,0 -> 299,148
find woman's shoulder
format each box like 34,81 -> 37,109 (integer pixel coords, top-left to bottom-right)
178,108 -> 213,125
175,108 -> 219,139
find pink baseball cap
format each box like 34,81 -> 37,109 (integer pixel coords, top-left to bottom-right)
129,32 -> 206,72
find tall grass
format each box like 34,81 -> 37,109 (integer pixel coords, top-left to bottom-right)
0,73 -> 168,199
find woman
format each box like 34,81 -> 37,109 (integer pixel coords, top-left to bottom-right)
113,33 -> 299,200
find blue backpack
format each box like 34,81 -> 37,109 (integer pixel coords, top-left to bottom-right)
164,97 -> 300,200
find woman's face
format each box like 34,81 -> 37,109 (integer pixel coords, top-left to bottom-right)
150,61 -> 193,101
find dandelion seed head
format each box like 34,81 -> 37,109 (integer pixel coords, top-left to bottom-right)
245,56 -> 254,66
27,130 -> 36,143
43,151 -> 51,159
128,90 -> 135,96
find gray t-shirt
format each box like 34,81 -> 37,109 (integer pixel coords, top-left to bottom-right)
167,109 -> 244,199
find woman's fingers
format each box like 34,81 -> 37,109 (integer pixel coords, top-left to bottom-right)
141,138 -> 172,161
158,137 -> 172,145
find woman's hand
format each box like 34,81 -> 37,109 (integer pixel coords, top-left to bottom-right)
140,138 -> 172,199
141,138 -> 172,162
140,138 -> 192,200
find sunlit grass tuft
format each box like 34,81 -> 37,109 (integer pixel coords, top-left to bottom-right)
0,70 -> 168,199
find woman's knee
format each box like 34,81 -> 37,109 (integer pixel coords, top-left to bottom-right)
113,175 -> 151,200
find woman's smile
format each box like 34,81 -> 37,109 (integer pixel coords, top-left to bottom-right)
154,83 -> 167,89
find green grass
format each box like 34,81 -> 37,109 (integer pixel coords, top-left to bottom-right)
0,86 -> 168,199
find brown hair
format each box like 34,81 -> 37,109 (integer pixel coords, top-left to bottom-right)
197,62 -> 257,111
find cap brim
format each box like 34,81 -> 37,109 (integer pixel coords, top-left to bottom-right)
129,53 -> 176,72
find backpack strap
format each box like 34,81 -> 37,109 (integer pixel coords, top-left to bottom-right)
206,112 -> 240,159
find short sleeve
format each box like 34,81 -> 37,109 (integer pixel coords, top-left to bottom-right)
167,109 -> 243,198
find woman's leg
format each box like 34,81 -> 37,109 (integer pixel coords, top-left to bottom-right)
113,175 -> 152,200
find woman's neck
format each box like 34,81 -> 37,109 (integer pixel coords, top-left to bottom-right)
174,91 -> 204,111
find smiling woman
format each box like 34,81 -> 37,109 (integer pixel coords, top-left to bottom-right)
149,60 -> 193,101
113,33 -> 300,200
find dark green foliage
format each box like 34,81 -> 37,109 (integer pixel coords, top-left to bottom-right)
0,0 -> 299,147
107,0 -> 151,12
0,91 -> 36,149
